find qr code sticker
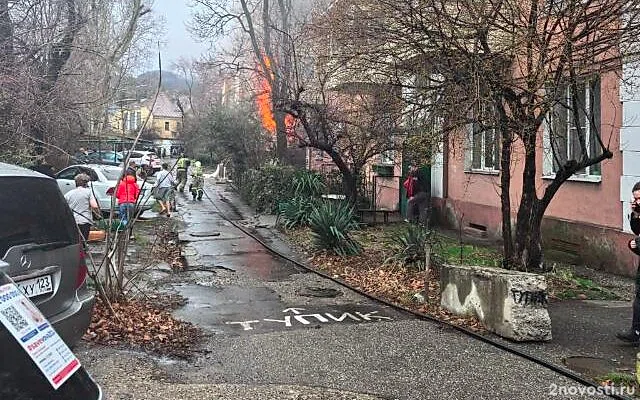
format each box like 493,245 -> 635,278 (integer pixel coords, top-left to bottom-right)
1,305 -> 29,332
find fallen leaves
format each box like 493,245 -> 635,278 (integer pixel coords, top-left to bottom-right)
285,226 -> 485,333
84,297 -> 200,359
151,222 -> 187,271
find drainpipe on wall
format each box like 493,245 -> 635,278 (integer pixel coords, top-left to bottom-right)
442,133 -> 450,200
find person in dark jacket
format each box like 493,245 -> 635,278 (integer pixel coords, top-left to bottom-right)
406,165 -> 429,224
617,181 -> 640,342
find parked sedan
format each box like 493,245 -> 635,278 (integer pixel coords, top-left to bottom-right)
55,164 -> 155,215
0,163 -> 95,348
120,150 -> 161,174
85,150 -> 121,166
0,264 -> 102,400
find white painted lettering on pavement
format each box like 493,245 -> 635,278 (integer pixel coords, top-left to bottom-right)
325,312 -> 361,322
282,308 -> 305,314
263,316 -> 292,327
355,311 -> 393,321
356,311 -> 391,321
294,314 -> 329,325
225,320 -> 260,330
224,309 -> 394,332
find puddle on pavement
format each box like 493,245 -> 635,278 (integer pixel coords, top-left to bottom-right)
110,348 -> 187,366
297,286 -> 343,298
171,283 -> 284,331
190,232 -> 221,237
198,254 -> 304,281
564,356 -> 619,377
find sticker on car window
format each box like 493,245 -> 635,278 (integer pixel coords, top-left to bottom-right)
0,283 -> 81,389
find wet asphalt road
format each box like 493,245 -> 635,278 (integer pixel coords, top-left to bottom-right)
78,177 -> 599,399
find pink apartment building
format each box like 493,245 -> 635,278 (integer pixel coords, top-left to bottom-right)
430,70 -> 640,276
308,67 -> 640,276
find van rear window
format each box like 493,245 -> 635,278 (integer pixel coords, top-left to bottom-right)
0,177 -> 77,257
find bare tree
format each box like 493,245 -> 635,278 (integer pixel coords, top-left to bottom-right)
0,0 -> 156,165
191,0 -> 307,161
325,0 -> 640,272
190,0 -> 403,201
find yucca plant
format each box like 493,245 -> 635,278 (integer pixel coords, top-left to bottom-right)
293,170 -> 326,198
277,197 -> 316,229
308,200 -> 361,256
389,224 -> 440,269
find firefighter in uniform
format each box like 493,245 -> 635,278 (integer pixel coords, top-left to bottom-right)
176,154 -> 190,192
190,161 -> 204,201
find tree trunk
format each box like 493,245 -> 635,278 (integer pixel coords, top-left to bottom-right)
342,171 -> 358,204
275,0 -> 292,163
512,129 -> 547,273
498,108 -> 514,267
274,109 -> 288,162
0,0 -> 13,62
513,203 -> 544,272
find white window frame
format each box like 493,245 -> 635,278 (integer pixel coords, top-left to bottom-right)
466,104 -> 500,173
543,76 -> 602,182
380,150 -> 394,165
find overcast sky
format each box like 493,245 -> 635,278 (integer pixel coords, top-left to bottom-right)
153,1 -> 211,70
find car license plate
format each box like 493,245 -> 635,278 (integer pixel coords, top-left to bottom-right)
17,275 -> 53,298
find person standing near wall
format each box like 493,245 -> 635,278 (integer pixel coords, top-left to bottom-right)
404,165 -> 429,224
64,173 -> 99,245
617,182 -> 640,343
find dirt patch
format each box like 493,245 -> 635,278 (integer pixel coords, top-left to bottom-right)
546,264 -> 625,301
280,222 -> 631,332
151,220 -> 188,271
282,225 -> 485,332
85,216 -> 199,359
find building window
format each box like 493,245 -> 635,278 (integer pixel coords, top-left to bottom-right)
546,77 -> 601,177
127,111 -> 134,130
468,104 -> 499,172
122,112 -> 129,132
380,150 -> 394,165
164,121 -> 170,131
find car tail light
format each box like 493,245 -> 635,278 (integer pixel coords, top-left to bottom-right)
106,187 -> 115,195
76,248 -> 88,289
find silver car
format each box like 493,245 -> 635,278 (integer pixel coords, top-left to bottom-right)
55,164 -> 156,215
0,264 -> 102,399
0,162 -> 95,347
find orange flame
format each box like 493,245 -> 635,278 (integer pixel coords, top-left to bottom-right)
255,55 -> 296,137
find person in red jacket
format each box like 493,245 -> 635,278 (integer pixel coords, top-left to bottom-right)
115,170 -> 141,227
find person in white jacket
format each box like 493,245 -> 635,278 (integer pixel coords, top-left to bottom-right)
154,163 -> 175,217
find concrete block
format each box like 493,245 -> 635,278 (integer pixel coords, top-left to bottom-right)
440,264 -> 552,341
